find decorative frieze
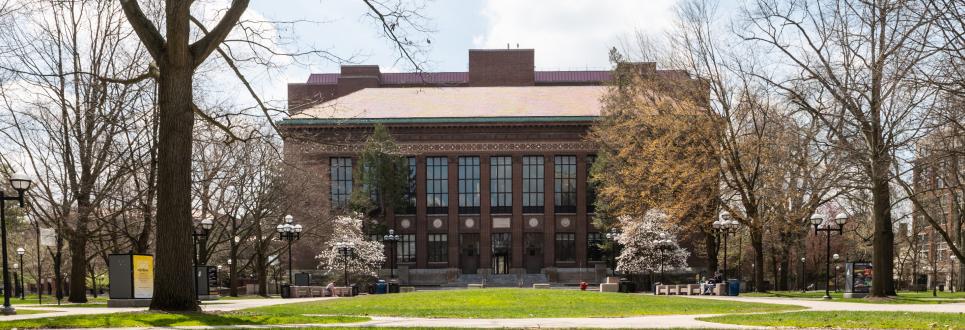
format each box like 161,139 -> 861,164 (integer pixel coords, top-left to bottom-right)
301,141 -> 598,155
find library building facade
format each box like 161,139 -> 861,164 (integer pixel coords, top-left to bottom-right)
281,49 -> 691,285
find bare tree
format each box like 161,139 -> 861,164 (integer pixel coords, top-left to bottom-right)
739,0 -> 939,297
0,0 -> 154,303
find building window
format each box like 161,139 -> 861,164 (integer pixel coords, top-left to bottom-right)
490,156 -> 513,214
554,155 -> 577,213
428,234 -> 448,263
587,232 -> 603,262
426,157 -> 448,214
330,157 -> 353,208
586,155 -> 597,213
398,234 -> 416,263
555,233 -> 576,262
400,157 -> 417,214
522,156 -> 544,213
458,156 -> 481,214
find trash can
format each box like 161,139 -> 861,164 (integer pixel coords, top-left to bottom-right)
618,278 -> 637,293
351,284 -> 360,296
280,284 -> 292,299
388,282 -> 400,293
374,281 -> 388,294
727,279 -> 740,296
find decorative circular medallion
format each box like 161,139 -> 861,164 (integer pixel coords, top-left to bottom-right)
400,219 -> 412,229
560,218 -> 571,228
528,217 -> 539,228
464,218 -> 475,228
432,218 -> 443,229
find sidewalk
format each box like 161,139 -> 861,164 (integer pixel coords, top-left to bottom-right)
4,297 -> 334,321
682,295 -> 965,313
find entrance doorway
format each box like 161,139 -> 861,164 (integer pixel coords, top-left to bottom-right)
460,234 -> 479,274
492,233 -> 511,274
524,233 -> 543,274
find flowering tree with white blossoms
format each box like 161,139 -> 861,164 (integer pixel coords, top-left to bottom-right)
615,211 -> 689,276
316,214 -> 385,284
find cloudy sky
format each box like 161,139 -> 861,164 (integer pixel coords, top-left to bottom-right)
249,0 -> 683,84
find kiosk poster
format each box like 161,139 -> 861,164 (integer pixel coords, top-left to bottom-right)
207,266 -> 218,295
851,262 -> 873,293
132,255 -> 154,298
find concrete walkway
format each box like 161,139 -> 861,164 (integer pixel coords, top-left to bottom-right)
682,295 -> 965,313
2,297 -> 334,322
3,294 -> 963,329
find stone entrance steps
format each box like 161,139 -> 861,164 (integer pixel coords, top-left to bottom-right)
450,273 -> 549,287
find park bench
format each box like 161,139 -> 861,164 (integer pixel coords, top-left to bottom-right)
333,286 -> 353,297
400,286 -> 416,293
467,283 -> 485,289
532,283 -> 551,289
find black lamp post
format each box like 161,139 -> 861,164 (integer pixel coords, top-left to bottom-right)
336,242 -> 356,286
192,217 -> 213,300
605,228 -> 620,275
832,254 -> 840,292
16,248 -> 25,299
383,229 -> 400,279
2,173 -> 32,315
654,232 -> 675,285
276,215 -> 302,285
810,212 -> 848,300
713,211 -> 740,280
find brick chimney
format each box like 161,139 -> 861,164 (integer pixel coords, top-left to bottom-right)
468,49 -> 534,87
336,65 -> 381,97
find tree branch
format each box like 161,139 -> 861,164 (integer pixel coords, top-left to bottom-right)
118,0 -> 165,62
190,0 -> 250,68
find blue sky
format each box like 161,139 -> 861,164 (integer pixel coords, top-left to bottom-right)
249,0 -> 683,83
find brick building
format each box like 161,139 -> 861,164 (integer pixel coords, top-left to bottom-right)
909,125 -> 964,292
280,49 -> 692,285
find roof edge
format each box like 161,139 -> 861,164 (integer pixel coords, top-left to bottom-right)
278,116 -> 599,126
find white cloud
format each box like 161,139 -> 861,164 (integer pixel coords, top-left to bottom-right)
475,0 -> 677,70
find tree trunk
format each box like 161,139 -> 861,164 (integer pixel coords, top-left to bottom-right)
149,58 -> 198,311
67,230 -> 88,303
704,230 -> 719,274
750,229 -> 765,292
255,250 -> 268,297
870,163 -> 896,297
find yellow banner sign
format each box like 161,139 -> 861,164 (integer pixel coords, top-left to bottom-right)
132,255 -> 154,299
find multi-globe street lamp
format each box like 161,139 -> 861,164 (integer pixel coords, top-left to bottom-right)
192,217 -> 213,300
1,173 -> 33,315
335,242 -> 356,286
605,228 -> 621,275
276,215 -> 302,285
810,212 -> 848,299
713,211 -> 740,280
16,247 -> 25,299
654,232 -> 675,285
383,229 -> 400,279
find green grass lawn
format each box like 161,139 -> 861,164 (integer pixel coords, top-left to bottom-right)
247,288 -> 803,318
0,311 -> 368,329
700,311 -> 965,329
11,295 -> 108,306
741,290 -> 965,304
0,309 -> 53,316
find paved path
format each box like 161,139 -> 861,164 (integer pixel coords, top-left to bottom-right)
3,294 -> 963,329
2,297 -> 334,322
682,295 -> 965,313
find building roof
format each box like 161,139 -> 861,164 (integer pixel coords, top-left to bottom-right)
304,70 -> 612,85
283,85 -> 606,125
